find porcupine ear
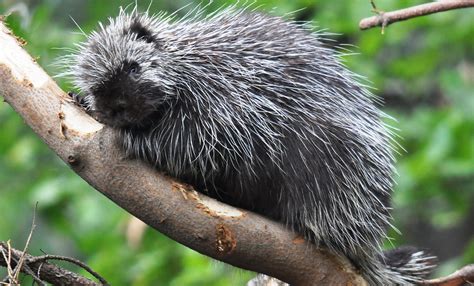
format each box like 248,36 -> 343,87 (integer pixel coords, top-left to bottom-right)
122,2 -> 155,44
130,20 -> 155,43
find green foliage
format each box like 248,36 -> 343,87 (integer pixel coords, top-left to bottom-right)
0,0 -> 472,284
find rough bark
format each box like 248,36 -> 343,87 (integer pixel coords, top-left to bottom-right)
0,21 -> 366,286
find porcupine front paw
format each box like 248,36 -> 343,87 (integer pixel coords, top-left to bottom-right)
68,91 -> 88,109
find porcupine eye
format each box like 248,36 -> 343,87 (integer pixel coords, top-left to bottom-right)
127,62 -> 140,75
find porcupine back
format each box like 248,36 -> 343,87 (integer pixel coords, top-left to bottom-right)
64,5 -> 436,285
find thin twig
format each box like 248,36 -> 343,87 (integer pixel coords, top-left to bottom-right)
30,254 -> 109,285
12,202 -> 38,282
360,0 -> 474,31
0,242 -> 44,285
421,264 -> 474,286
0,242 -> 99,285
6,249 -> 45,286
0,241 -> 14,284
1,206 -> 44,285
0,203 -> 107,285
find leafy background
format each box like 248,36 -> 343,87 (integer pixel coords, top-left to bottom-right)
0,0 -> 473,285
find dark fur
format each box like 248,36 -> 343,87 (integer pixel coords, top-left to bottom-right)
65,6 -> 436,285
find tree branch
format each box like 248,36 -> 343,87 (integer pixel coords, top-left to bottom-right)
0,22 -> 366,285
421,264 -> 474,286
359,0 -> 474,31
0,242 -> 99,286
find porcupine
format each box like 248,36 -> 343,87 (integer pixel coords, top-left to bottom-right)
61,5 -> 436,285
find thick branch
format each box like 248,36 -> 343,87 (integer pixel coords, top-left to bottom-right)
0,242 -> 98,285
0,22 -> 365,285
359,0 -> 474,30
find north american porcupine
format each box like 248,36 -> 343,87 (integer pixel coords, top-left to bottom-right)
60,4 -> 436,285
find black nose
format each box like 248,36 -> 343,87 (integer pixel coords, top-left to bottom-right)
115,103 -> 126,112
111,100 -> 127,114
104,105 -> 123,118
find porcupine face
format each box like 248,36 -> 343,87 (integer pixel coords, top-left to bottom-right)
72,13 -> 168,129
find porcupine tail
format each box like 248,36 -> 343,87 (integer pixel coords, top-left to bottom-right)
379,246 -> 437,285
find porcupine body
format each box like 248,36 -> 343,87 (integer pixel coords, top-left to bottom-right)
63,5 -> 435,285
